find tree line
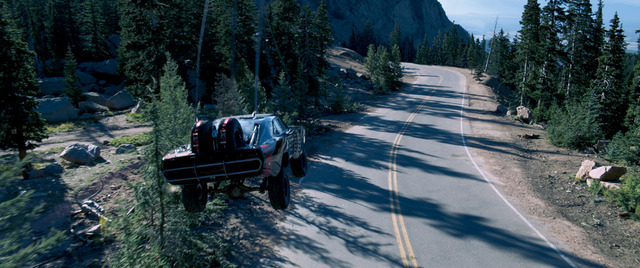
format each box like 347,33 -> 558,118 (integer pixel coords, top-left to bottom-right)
484,0 -> 639,163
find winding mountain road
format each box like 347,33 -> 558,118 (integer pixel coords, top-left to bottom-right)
267,64 -> 587,267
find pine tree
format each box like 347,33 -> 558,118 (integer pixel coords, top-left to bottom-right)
562,0 -> 596,99
389,22 -> 401,49
626,31 -> 640,131
77,0 -> 109,60
592,13 -> 627,138
158,57 -> 193,150
118,0 -> 167,100
390,44 -> 403,91
0,5 -> 47,160
538,0 -> 565,110
63,47 -> 84,107
515,0 -> 543,107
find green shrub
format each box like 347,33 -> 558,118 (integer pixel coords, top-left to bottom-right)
604,131 -> 640,165
608,172 -> 640,220
110,132 -> 152,147
547,101 -> 603,149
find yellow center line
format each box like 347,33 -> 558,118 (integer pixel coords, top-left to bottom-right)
389,95 -> 430,268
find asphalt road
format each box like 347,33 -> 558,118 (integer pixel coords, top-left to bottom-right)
268,65 -> 579,267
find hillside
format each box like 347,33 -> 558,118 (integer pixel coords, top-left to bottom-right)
293,0 -> 468,46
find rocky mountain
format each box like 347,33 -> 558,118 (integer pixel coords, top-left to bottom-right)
293,0 -> 468,46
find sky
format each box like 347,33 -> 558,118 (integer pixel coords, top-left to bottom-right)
439,0 -> 640,52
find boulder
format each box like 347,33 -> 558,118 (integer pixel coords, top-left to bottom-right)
78,101 -> 109,113
575,160 -> 596,182
76,70 -> 97,86
516,106 -> 532,123
78,59 -> 118,76
600,181 -> 621,190
44,162 -> 64,175
38,77 -> 66,96
106,90 -> 135,110
82,92 -> 108,106
116,144 -> 137,154
106,34 -> 121,57
103,85 -> 124,96
587,178 -> 622,190
60,144 -> 101,165
36,97 -> 79,122
589,166 -> 627,181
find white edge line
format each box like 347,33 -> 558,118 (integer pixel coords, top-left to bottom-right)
458,82 -> 578,268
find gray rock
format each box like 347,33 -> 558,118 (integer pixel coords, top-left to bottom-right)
60,144 -> 101,165
576,160 -> 596,182
116,144 -> 137,154
103,85 -> 124,96
36,97 -> 79,122
106,34 -> 121,57
82,92 -> 108,106
38,77 -> 66,96
516,106 -> 532,123
589,166 -> 627,181
106,90 -> 135,110
76,70 -> 97,86
79,101 -> 109,113
44,162 -> 64,175
78,59 -> 118,76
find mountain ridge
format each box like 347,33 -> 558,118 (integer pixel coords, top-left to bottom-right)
293,0 -> 469,46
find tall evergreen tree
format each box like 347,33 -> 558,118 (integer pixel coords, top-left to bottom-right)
63,46 -> 84,107
77,0 -> 109,60
592,13 -> 627,138
118,0 -> 168,100
626,30 -> 640,131
0,4 -> 47,160
515,0 -> 543,106
389,22 -> 401,49
562,0 -> 596,99
538,0 -> 565,110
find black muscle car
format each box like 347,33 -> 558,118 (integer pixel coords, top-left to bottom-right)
162,114 -> 307,212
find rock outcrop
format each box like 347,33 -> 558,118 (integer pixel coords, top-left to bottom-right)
36,97 -> 79,122
295,0 -> 466,47
38,77 -> 66,96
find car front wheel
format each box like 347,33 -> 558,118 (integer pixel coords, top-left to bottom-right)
268,170 -> 290,210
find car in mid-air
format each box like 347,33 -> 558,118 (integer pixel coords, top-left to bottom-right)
161,114 -> 307,212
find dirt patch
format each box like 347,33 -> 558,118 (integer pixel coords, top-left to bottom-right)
450,67 -> 640,267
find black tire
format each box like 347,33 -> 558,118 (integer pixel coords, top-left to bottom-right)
182,183 -> 208,213
268,170 -> 290,210
191,120 -> 214,153
220,118 -> 245,151
290,151 -> 307,178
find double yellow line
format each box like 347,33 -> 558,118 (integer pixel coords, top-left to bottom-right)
388,96 -> 430,268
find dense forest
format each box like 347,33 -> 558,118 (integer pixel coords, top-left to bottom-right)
1,0 -> 640,265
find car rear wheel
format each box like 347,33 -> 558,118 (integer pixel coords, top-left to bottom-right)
268,170 -> 290,210
290,151 -> 307,178
182,183 -> 208,213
